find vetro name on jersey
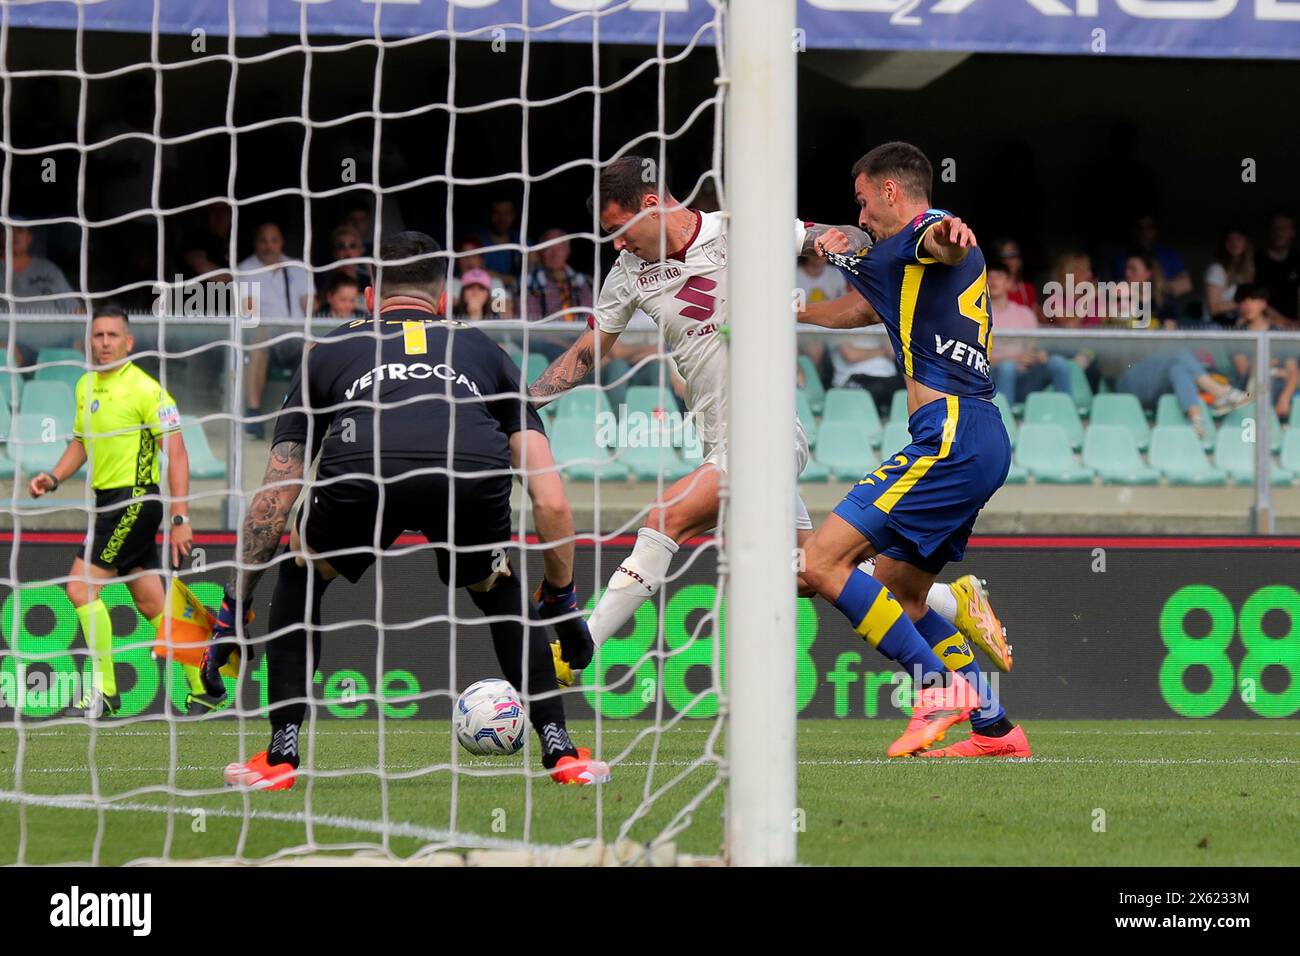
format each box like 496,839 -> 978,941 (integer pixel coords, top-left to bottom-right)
344,362 -> 482,400
933,336 -> 989,374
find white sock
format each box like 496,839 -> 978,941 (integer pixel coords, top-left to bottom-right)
857,557 -> 960,624
589,527 -> 679,646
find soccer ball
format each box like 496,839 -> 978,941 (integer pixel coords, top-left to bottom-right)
453,679 -> 529,756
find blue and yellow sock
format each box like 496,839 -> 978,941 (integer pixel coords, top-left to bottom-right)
832,568 -> 948,687
914,609 -> 1009,733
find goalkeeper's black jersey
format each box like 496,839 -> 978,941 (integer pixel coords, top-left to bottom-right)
272,309 -> 545,470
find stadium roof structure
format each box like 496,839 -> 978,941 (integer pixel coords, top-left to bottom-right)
10,0 -> 1300,61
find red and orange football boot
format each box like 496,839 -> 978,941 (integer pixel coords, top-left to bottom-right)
550,747 -> 611,785
223,751 -> 297,791
919,725 -> 1032,759
887,676 -> 980,758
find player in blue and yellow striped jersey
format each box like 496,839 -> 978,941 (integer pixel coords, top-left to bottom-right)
796,141 -> 1030,759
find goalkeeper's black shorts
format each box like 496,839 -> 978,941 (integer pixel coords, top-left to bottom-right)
86,485 -> 163,572
297,459 -> 514,586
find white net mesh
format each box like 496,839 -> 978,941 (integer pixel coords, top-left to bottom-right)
0,2 -> 737,865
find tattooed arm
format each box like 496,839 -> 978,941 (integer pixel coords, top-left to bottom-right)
528,327 -> 623,406
230,439 -> 306,602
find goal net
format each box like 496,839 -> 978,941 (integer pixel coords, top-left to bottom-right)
0,0 -> 796,866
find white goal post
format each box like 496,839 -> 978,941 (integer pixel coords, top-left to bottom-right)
724,0 -> 798,867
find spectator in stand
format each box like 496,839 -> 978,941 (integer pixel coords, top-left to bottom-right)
340,197 -> 375,256
527,228 -> 593,322
1120,252 -> 1172,326
1044,251 -> 1099,327
1106,343 -> 1251,441
317,224 -> 371,300
1203,227 -> 1255,326
987,261 -> 1075,402
476,199 -> 523,284
828,332 -> 901,416
1,222 -> 77,314
454,269 -> 494,322
451,236 -> 513,317
1229,284 -> 1299,422
1255,213 -> 1300,324
993,238 -> 1040,319
314,272 -> 366,320
796,251 -> 848,381
236,222 -> 313,439
1112,214 -> 1192,307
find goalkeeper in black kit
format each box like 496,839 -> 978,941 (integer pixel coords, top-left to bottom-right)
199,231 -> 608,789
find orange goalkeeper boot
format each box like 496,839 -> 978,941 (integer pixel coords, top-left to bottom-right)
887,676 -> 980,758
550,747 -> 611,785
223,751 -> 297,791
920,725 -> 1032,758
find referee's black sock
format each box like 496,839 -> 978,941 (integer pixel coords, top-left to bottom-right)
265,559 -> 332,769
469,577 -> 577,770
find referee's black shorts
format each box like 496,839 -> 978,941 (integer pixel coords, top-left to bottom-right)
86,485 -> 163,572
298,459 -> 514,586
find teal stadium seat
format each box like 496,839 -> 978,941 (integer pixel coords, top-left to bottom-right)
991,392 -> 1018,448
1066,359 -> 1094,413
1089,393 -> 1151,450
1015,423 -> 1093,484
8,412 -> 65,475
551,388 -> 613,424
1023,391 -> 1084,450
1155,393 -> 1215,450
1003,462 -> 1029,484
1148,425 -> 1226,486
619,441 -> 693,482
887,388 -> 909,425
1217,403 -> 1283,454
1282,428 -> 1300,475
19,380 -> 75,436
35,348 -> 88,394
798,354 -> 826,415
821,387 -> 882,449
547,418 -> 629,483
179,417 -> 227,480
879,420 -> 911,456
814,420 -> 878,481
1213,427 -> 1294,486
1083,424 -> 1159,485
524,352 -> 549,387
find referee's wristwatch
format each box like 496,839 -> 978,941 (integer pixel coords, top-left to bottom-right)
172,515 -> 190,527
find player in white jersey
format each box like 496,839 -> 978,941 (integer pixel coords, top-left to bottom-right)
530,157 -> 1010,684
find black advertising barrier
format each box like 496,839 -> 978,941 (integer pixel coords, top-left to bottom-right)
1,533 -> 1297,721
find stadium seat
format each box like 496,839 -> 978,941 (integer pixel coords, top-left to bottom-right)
796,389 -> 819,448
814,420 -> 877,481
618,441 -> 693,482
1089,393 -> 1151,450
1023,391 -> 1084,450
991,392 -> 1018,448
1155,393 -> 1215,450
547,418 -> 630,482
1217,403 -> 1283,454
624,384 -> 678,420
7,412 -> 66,475
798,354 -> 826,415
1083,424 -> 1159,485
879,420 -> 911,456
1003,462 -> 1029,484
18,381 -> 75,437
0,398 -> 10,442
551,388 -> 613,424
1047,359 -> 1093,414
799,459 -> 831,483
502,343 -> 523,369
1212,427 -> 1294,486
1015,423 -> 1093,484
821,387 -> 882,449
887,388 -> 909,425
524,352 -> 548,387
35,349 -> 87,393
0,369 -> 20,409
1282,427 -> 1300,476
1148,425 -> 1226,486
179,417 -> 227,480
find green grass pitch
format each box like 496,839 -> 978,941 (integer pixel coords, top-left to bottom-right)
2,720 -> 1297,866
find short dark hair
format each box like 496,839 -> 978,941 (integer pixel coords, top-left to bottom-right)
1236,283 -> 1270,304
324,271 -> 360,296
375,231 -> 446,296
592,155 -> 662,214
986,260 -> 1011,277
92,302 -> 129,325
851,142 -> 932,203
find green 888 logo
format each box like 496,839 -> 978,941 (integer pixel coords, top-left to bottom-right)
1160,584 -> 1300,718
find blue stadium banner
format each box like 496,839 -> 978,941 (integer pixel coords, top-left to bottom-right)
10,1 -> 1300,60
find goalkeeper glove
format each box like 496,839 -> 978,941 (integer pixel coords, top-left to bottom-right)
200,587 -> 253,698
534,579 -> 595,672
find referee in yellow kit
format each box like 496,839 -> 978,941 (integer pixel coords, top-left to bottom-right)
29,304 -> 198,718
